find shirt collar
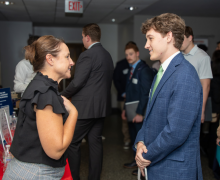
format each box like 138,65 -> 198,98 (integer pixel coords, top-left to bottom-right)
161,51 -> 180,74
131,59 -> 141,70
182,45 -> 198,56
36,71 -> 59,91
88,42 -> 100,49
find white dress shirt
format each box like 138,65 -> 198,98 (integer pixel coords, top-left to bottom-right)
161,51 -> 180,76
88,42 -> 100,49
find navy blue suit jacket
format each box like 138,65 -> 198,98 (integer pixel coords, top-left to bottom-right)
113,58 -> 130,101
134,53 -> 203,180
125,60 -> 154,116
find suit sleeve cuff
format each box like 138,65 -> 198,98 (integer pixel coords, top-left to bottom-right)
135,141 -> 145,149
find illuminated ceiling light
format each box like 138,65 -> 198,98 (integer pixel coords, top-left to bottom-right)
0,1 -> 14,5
112,19 -> 115,22
125,6 -> 138,11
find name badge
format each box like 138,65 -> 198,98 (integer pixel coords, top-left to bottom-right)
123,68 -> 128,74
132,78 -> 138,84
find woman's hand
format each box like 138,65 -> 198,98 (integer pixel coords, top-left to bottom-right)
61,96 -> 75,113
216,138 -> 220,146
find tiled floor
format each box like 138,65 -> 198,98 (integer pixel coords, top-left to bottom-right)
79,113 -> 216,180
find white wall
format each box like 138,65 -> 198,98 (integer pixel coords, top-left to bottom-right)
0,21 -> 32,89
98,24 -> 118,66
118,19 -> 134,60
34,27 -> 82,43
134,15 -> 220,66
134,15 -> 154,67
98,24 -> 118,108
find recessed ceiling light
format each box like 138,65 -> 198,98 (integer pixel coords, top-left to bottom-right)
0,1 -> 14,5
112,19 -> 115,22
125,6 -> 138,11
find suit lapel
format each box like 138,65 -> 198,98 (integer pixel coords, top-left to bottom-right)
144,53 -> 184,119
126,68 -> 132,87
126,61 -> 143,88
145,76 -> 157,115
132,61 -> 143,77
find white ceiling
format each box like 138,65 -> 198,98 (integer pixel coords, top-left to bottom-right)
138,0 -> 220,18
0,0 -> 219,26
0,0 -> 158,26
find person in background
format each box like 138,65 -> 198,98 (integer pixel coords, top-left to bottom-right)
122,43 -> 154,176
181,26 -> 213,124
3,35 -> 78,179
113,41 -> 137,150
14,35 -> 40,96
181,26 -> 213,157
208,50 -> 220,170
61,23 -> 114,180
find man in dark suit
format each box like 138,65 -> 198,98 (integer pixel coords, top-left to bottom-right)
113,41 -> 137,150
62,23 -> 114,180
122,43 -> 154,175
134,13 -> 203,180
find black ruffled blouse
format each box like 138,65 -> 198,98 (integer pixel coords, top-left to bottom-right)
10,72 -> 69,167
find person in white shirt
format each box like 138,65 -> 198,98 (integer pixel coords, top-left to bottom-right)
14,35 -> 40,95
180,26 -> 213,123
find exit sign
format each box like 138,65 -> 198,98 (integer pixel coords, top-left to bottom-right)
65,0 -> 83,14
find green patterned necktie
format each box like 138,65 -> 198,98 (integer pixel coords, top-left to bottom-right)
151,66 -> 164,100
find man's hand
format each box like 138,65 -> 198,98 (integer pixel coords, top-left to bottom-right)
121,110 -> 127,120
201,111 -> 205,123
135,142 -> 151,176
133,114 -> 143,123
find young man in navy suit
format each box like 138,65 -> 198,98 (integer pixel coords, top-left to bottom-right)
122,43 -> 154,175
134,13 -> 203,180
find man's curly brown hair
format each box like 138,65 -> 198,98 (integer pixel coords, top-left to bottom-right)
141,13 -> 185,49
